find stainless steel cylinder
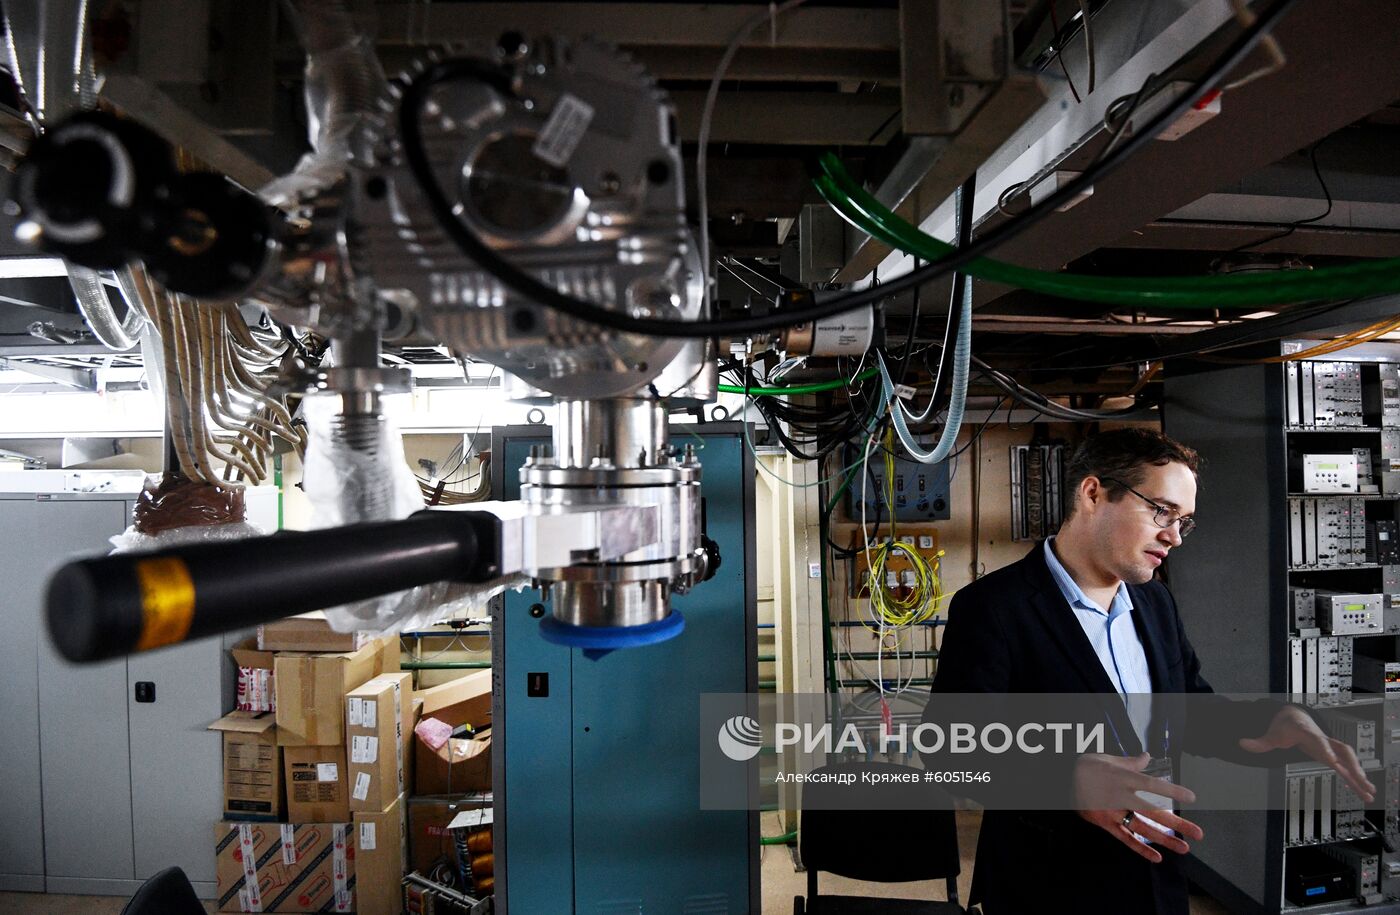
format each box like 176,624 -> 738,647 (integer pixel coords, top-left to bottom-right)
551,580 -> 670,629
521,397 -> 705,630
553,398 -> 667,469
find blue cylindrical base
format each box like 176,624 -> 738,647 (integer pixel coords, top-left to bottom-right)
539,611 -> 686,659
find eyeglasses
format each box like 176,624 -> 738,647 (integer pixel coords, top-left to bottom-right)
1100,477 -> 1197,538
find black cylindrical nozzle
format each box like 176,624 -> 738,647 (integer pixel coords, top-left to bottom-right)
46,510 -> 501,663
12,111 -> 275,299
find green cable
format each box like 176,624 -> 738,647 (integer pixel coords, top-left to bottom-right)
825,459 -> 862,514
717,365 -> 880,395
815,152 -> 1400,308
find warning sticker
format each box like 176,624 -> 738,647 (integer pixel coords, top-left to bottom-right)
532,93 -> 595,168
280,825 -> 297,865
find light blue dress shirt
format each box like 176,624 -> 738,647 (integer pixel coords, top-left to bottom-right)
1043,538 -> 1154,750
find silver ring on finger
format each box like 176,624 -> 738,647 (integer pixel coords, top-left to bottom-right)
1121,811 -> 1136,829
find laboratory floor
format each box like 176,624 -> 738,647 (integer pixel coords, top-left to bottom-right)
0,814 -> 1234,914
0,896 -> 214,913
758,809 -> 1233,914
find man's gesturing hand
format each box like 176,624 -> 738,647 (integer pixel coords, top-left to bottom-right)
1240,705 -> 1377,803
1074,753 -> 1204,864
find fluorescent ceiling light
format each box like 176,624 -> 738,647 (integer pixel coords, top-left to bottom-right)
0,257 -> 71,279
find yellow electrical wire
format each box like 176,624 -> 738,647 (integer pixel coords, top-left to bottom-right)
855,428 -> 947,631
1208,315 -> 1400,364
867,541 -> 943,627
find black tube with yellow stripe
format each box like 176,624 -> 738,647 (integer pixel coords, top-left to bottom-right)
46,510 -> 501,662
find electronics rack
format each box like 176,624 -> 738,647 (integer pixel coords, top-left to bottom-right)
1010,443 -> 1067,542
1166,344 -> 1400,914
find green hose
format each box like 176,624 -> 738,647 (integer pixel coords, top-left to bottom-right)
717,365 -> 880,396
815,152 -> 1400,309
761,830 -> 798,846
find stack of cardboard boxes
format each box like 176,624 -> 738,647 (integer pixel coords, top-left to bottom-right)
405,670 -> 493,879
209,615 -> 498,911
208,616 -> 409,913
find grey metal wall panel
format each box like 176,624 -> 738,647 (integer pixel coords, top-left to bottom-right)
43,875 -> 216,898
128,639 -> 224,884
27,498 -> 136,883
0,499 -> 63,883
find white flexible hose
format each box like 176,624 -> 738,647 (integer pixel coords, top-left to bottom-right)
877,275 -> 972,465
68,265 -> 145,350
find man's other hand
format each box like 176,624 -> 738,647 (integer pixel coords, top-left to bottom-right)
1240,705 -> 1377,803
1074,753 -> 1204,864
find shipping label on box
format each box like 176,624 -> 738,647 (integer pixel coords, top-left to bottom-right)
285,746 -> 351,823
215,821 -> 354,913
346,672 -> 412,813
275,638 -> 398,746
353,794 -> 407,915
232,641 -> 277,713
209,711 -> 284,820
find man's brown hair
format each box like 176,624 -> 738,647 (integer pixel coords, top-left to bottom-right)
1062,428 -> 1201,520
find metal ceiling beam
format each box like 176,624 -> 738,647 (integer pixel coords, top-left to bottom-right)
832,0 -> 1048,282
833,74 -> 1050,281
100,74 -> 277,191
630,46 -> 899,83
378,45 -> 900,85
0,344 -> 135,358
1115,220 -> 1400,258
0,357 -> 96,391
374,4 -> 899,51
940,0 -> 1400,301
1011,295 -> 1400,371
669,90 -> 901,145
969,318 -> 1212,335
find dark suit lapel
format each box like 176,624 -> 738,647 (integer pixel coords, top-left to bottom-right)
1126,582 -> 1171,692
1127,581 -> 1179,757
1022,546 -> 1144,755
1022,547 -> 1121,695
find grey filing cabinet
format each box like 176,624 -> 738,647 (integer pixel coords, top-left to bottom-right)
0,491 -> 226,898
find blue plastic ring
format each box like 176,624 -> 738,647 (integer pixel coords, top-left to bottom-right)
538,611 -> 686,652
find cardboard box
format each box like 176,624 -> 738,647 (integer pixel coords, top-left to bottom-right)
275,638 -> 397,746
347,672 -> 413,813
408,698 -> 423,793
415,670 -> 492,729
210,711 -> 284,820
214,821 -> 354,913
259,612 -> 368,653
407,797 -> 489,874
414,730 -> 492,796
353,794 -> 407,915
232,640 -> 276,713
285,746 -> 351,823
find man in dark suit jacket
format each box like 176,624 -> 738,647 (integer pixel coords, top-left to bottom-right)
929,429 -> 1374,915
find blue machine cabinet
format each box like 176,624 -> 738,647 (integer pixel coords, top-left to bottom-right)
491,422 -> 758,914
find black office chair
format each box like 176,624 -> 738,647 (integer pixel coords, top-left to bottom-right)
121,866 -> 206,915
793,762 -> 971,914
